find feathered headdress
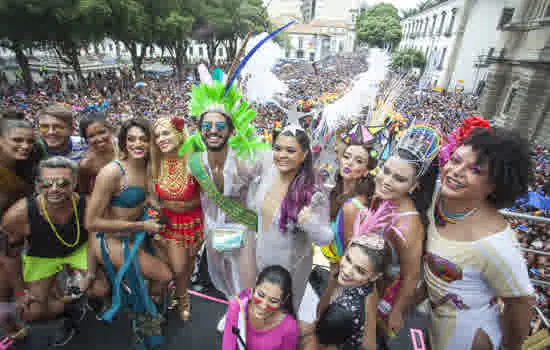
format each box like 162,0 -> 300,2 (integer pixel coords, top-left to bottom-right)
394,123 -> 441,177
351,201 -> 404,250
178,21 -> 296,160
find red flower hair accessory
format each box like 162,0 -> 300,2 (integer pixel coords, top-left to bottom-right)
455,116 -> 491,144
171,117 -> 185,131
440,116 -> 491,167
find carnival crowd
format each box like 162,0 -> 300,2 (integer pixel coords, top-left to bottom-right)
0,51 -> 547,350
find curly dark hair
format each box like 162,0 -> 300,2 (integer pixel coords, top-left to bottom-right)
463,127 -> 533,209
79,111 -> 111,141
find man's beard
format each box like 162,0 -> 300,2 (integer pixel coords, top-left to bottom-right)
203,133 -> 229,152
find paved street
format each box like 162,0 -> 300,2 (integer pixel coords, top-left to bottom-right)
4,249 -> 428,349
8,282 -> 427,350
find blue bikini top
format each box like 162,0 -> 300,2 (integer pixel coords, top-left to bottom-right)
110,161 -> 146,208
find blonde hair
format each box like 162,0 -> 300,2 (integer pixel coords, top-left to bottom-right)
150,117 -> 189,183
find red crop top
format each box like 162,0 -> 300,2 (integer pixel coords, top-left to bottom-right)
155,175 -> 200,202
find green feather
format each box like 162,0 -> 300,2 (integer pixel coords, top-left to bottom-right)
188,80 -> 268,159
178,133 -> 206,156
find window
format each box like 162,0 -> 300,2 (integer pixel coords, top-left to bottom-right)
198,47 -> 203,57
438,12 -> 447,34
497,7 -> 515,29
189,46 -> 194,56
545,4 -> 550,17
298,38 -> 304,49
218,47 -> 224,56
438,48 -> 447,69
310,52 -> 315,61
446,8 -> 458,35
297,50 -> 304,59
431,15 -> 438,34
423,18 -> 429,36
487,47 -> 495,57
503,85 -> 518,114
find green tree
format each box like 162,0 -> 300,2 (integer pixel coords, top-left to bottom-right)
0,0 -> 53,91
48,0 -> 111,86
156,0 -> 195,80
105,0 -> 161,78
391,48 -> 426,72
197,0 -> 267,65
357,3 -> 402,48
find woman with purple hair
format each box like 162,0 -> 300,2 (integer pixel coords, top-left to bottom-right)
248,125 -> 333,310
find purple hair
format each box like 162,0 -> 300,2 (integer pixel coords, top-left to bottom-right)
276,129 -> 318,233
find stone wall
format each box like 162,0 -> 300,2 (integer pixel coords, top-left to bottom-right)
480,62 -> 550,146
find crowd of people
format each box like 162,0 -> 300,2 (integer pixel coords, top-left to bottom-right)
0,49 -> 547,350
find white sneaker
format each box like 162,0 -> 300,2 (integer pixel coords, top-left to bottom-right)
217,313 -> 227,333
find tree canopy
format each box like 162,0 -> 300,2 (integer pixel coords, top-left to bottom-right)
0,0 -> 268,89
391,48 -> 426,71
357,3 -> 402,48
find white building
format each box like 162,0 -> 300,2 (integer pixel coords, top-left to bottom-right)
281,20 -> 356,61
301,0 -> 361,23
267,0 -> 303,21
399,0 -> 522,93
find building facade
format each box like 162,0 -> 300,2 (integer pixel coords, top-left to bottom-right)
399,0 -> 522,93
301,0 -> 361,23
267,0 -> 303,21
480,0 -> 550,146
281,20 -> 356,61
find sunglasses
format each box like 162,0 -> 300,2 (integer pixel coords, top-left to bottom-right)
201,121 -> 227,132
39,125 -> 67,134
40,178 -> 72,189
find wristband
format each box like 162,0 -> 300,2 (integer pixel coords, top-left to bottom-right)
15,291 -> 26,298
87,273 -> 97,279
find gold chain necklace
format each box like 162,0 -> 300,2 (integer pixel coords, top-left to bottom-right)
158,158 -> 189,199
40,194 -> 80,248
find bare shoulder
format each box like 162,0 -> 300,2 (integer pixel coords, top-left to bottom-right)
96,162 -> 121,181
2,197 -> 29,227
91,162 -> 121,193
342,197 -> 363,214
79,154 -> 93,169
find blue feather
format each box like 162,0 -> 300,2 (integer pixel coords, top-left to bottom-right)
224,20 -> 296,96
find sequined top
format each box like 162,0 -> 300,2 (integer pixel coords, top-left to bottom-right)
155,175 -> 200,202
331,283 -> 374,350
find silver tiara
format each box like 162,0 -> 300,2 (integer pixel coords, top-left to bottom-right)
394,124 -> 441,177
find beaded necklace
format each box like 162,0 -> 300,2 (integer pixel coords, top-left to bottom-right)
157,157 -> 190,200
435,194 -> 478,226
40,194 -> 81,248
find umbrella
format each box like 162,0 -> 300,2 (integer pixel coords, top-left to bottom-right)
135,81 -> 147,88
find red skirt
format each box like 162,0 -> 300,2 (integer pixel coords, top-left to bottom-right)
160,207 -> 204,247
